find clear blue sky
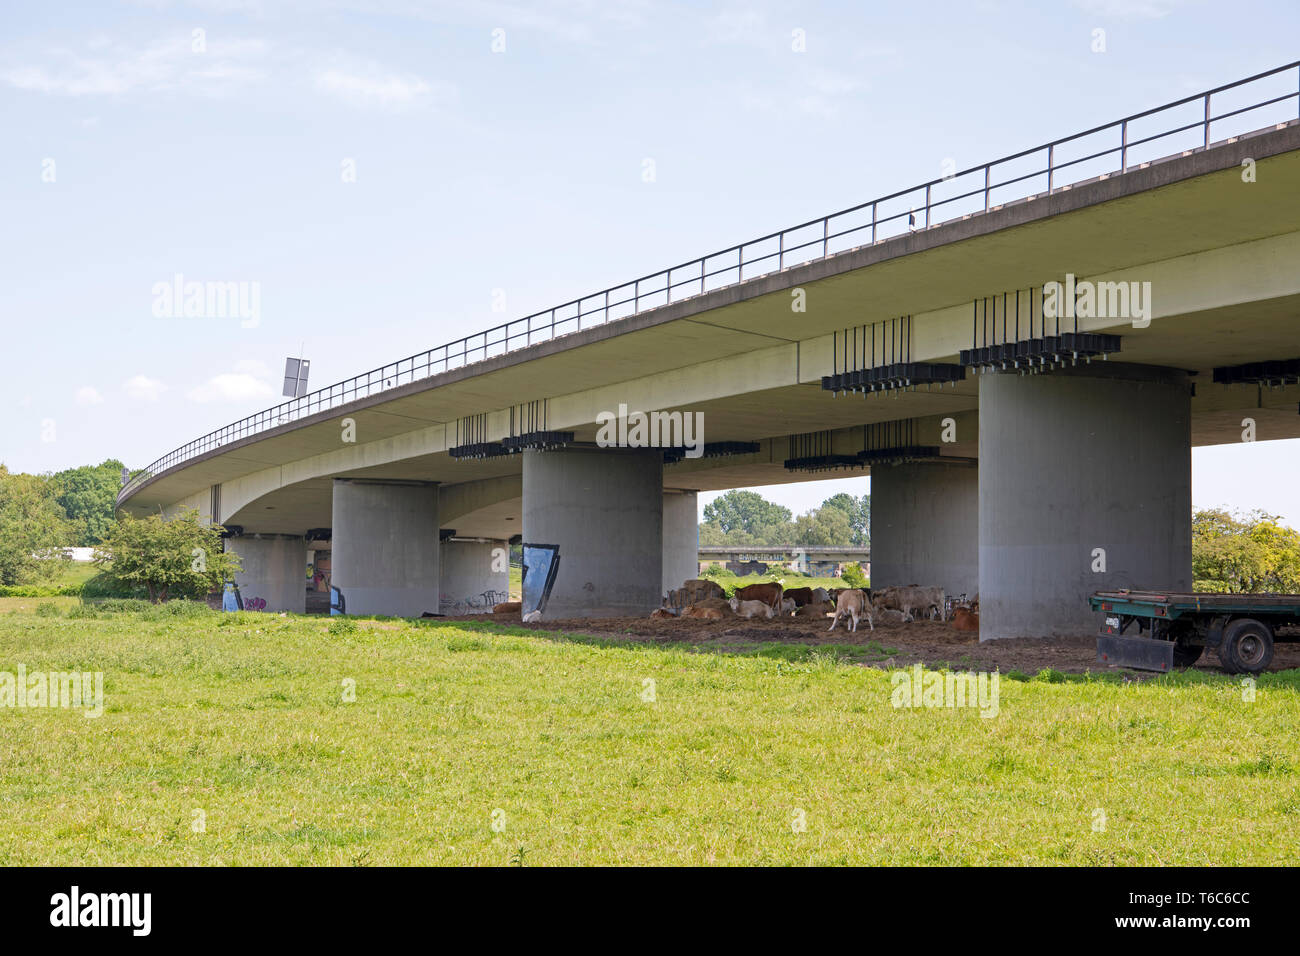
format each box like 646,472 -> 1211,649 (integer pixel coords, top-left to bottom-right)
2,0 -> 1296,525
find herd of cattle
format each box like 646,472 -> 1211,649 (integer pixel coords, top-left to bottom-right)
658,579 -> 981,632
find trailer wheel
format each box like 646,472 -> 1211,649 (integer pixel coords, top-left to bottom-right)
1217,618 -> 1274,675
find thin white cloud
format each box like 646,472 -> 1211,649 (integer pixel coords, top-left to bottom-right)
187,365 -> 274,403
1,34 -> 269,97
2,31 -> 454,113
74,386 -> 104,406
124,375 -> 168,401
1073,0 -> 1185,18
315,65 -> 450,110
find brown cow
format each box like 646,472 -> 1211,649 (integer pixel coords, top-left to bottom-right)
951,607 -> 979,631
733,582 -> 784,610
782,587 -> 814,606
665,578 -> 725,611
682,604 -> 726,620
795,600 -> 833,618
493,601 -> 521,614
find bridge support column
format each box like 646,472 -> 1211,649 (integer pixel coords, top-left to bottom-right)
522,448 -> 662,618
331,479 -> 440,617
978,363 -> 1191,639
662,490 -> 699,596
439,538 -> 510,614
870,461 -> 978,601
226,533 -> 306,613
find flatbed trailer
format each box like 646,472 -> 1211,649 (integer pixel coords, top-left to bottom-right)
1090,590 -> 1300,674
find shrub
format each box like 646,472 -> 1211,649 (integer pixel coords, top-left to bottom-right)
841,563 -> 868,588
80,570 -> 146,600
0,583 -> 80,597
96,509 -> 239,603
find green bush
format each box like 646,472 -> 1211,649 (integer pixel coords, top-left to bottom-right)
35,602 -> 62,617
841,563 -> 868,588
86,598 -> 154,614
0,583 -> 81,597
79,570 -> 145,600
71,597 -> 212,620
140,599 -> 212,621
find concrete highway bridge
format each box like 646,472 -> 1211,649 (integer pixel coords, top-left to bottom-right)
119,63 -> 1300,637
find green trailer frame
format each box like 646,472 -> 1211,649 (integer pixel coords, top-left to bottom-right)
1089,590 -> 1300,674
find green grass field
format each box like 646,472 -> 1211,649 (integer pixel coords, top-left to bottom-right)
0,601 -> 1296,865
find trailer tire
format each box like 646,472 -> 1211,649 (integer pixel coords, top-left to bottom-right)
1217,618 -> 1273,675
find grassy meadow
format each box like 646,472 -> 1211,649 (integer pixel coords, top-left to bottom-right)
0,599 -> 1296,865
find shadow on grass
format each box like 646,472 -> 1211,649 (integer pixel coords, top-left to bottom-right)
410,616 -> 897,665
415,618 -> 1300,688
48,600 -> 1300,689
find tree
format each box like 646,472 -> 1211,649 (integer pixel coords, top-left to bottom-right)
54,459 -> 125,546
0,465 -> 70,584
96,509 -> 241,602
841,562 -> 868,588
702,490 -> 792,538
820,492 -> 870,546
792,505 -> 852,547
1193,509 -> 1300,593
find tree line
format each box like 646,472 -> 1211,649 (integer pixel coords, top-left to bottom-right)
700,490 -> 870,548
0,459 -> 125,584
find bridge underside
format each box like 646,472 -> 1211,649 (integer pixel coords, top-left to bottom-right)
120,126 -> 1300,634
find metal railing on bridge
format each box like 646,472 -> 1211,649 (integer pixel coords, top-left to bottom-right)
119,61 -> 1300,505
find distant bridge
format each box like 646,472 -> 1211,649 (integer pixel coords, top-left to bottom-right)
698,545 -> 870,575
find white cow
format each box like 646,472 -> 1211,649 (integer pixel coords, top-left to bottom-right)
729,597 -> 775,620
875,585 -> 946,622
828,589 -> 874,632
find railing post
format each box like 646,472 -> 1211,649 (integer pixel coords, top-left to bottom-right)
871,202 -> 877,243
738,247 -> 743,282
666,269 -> 672,304
604,289 -> 610,323
1121,119 -> 1128,172
924,183 -> 931,228
634,279 -> 639,312
1204,92 -> 1211,148
1047,144 -> 1054,192
984,165 -> 990,210
700,259 -> 705,296
822,217 -> 829,258
778,233 -> 784,270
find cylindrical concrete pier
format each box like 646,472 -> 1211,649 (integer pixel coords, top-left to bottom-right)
662,490 -> 699,597
439,538 -> 510,613
226,533 -> 306,613
522,448 -> 663,618
870,461 -> 978,601
331,479 -> 440,617
978,363 -> 1191,639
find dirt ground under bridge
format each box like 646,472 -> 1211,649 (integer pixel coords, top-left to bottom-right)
440,611 -> 1300,676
